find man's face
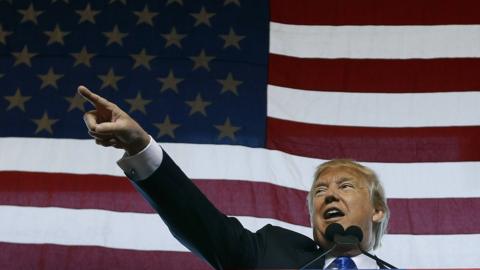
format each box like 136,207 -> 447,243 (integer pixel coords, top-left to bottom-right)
312,166 -> 384,252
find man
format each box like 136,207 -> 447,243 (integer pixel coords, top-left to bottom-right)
78,85 -> 390,269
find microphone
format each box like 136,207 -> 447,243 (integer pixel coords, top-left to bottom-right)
345,225 -> 363,242
332,225 -> 362,246
343,225 -> 398,269
325,222 -> 344,241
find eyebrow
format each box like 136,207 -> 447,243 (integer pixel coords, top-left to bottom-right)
314,176 -> 355,188
336,177 -> 354,184
314,182 -> 327,188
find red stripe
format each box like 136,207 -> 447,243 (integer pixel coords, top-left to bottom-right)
0,172 -> 153,213
0,171 -> 308,224
2,243 -> 479,270
269,54 -> 480,93
1,171 -> 479,234
0,242 -> 209,270
266,117 -> 480,162
271,0 -> 480,25
389,198 -> 480,235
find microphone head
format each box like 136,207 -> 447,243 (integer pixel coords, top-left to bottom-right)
344,225 -> 364,242
325,223 -> 344,241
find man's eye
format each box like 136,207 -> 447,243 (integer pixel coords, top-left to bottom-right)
340,183 -> 353,189
315,188 -> 326,195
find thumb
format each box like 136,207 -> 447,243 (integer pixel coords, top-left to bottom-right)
95,122 -> 121,134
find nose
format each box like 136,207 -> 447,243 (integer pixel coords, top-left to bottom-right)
324,189 -> 339,204
324,195 -> 339,204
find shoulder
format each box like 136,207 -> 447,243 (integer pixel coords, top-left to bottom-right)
254,224 -> 321,268
258,224 -> 315,247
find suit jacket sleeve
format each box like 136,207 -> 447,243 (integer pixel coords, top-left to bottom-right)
130,150 -> 264,270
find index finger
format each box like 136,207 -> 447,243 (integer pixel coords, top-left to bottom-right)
77,85 -> 111,108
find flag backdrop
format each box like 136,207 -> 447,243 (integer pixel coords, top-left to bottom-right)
1,0 -> 480,269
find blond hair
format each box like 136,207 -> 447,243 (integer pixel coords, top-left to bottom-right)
307,159 -> 390,250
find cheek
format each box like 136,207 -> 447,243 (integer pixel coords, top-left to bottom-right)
312,197 -> 321,214
312,198 -> 326,223
347,194 -> 375,220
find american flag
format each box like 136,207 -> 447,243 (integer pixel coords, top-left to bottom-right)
1,0 -> 479,269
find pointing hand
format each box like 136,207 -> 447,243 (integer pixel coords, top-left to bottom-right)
78,85 -> 150,155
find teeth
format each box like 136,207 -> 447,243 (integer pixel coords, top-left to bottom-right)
324,208 -> 344,219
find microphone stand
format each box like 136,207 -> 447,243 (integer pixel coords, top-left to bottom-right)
359,247 -> 398,269
299,244 -> 337,270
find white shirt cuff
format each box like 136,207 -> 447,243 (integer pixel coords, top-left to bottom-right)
117,136 -> 163,181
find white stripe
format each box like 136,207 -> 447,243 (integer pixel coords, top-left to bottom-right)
0,206 -> 308,252
1,138 -> 480,198
0,206 -> 478,268
377,234 -> 480,268
268,84 -> 480,127
270,23 -> 480,59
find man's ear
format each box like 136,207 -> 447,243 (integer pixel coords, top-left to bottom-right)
372,208 -> 385,223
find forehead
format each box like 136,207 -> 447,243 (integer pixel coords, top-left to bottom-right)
315,166 -> 367,185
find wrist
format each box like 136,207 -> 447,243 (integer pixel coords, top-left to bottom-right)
125,131 -> 150,155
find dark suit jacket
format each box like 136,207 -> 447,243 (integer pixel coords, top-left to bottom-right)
131,151 -> 327,269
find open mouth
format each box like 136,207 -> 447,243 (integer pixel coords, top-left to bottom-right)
323,207 -> 345,220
